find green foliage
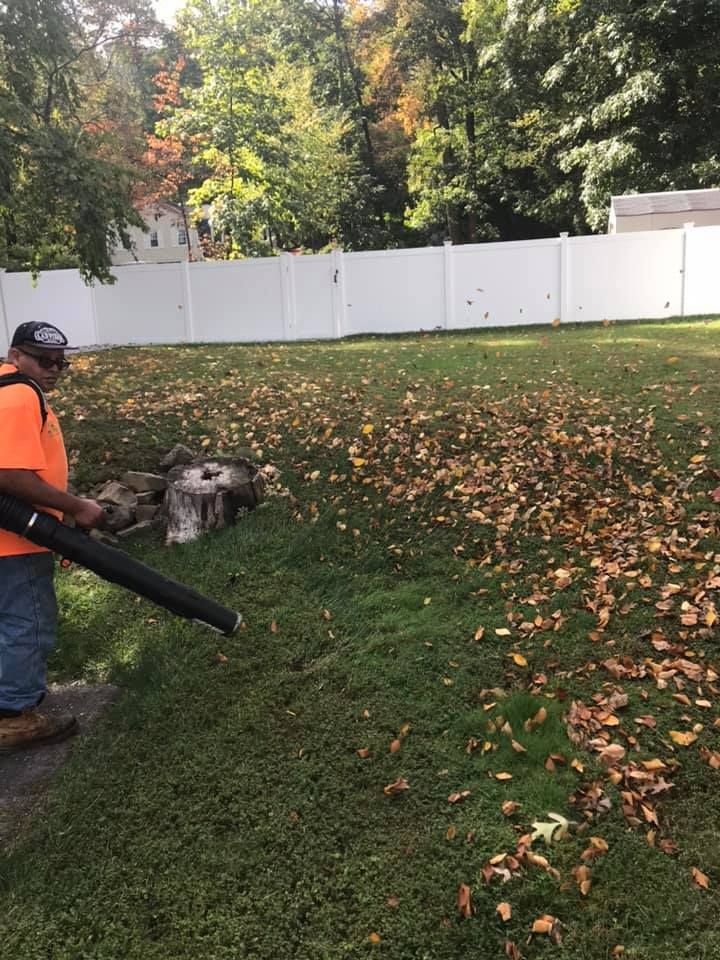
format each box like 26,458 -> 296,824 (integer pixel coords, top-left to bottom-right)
0,0 -> 154,280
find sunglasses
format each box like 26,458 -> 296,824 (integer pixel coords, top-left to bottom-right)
16,347 -> 71,371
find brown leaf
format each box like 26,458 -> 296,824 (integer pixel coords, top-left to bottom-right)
386,895 -> 400,908
383,777 -> 409,796
356,747 -> 370,759
495,772 -> 513,781
531,915 -> 556,935
390,738 -> 402,754
502,800 -> 521,816
457,883 -> 474,918
692,867 -> 710,889
496,901 -> 512,922
368,931 -> 381,944
448,789 -> 471,804
270,620 -> 278,633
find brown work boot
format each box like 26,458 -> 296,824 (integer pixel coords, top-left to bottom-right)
0,709 -> 78,754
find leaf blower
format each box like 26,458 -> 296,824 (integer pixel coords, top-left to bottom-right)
0,493 -> 241,635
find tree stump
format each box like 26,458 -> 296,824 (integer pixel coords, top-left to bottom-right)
164,458 -> 265,545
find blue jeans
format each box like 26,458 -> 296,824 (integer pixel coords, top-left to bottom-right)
0,553 -> 57,713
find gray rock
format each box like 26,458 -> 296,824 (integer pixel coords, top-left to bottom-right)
88,528 -> 119,546
121,471 -> 168,493
159,444 -> 195,472
135,504 -> 159,522
102,504 -> 135,532
135,490 -> 157,505
95,480 -> 138,509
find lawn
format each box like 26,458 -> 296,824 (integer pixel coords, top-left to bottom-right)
2,317 -> 720,960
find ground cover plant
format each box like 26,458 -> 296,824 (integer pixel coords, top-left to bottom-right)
2,317 -> 720,959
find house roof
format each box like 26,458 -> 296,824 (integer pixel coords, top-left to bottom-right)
611,188 -> 720,218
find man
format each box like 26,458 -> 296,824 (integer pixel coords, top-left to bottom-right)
0,321 -> 105,753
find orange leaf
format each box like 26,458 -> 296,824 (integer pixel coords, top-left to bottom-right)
383,777 -> 409,796
692,867 -> 710,889
368,931 -> 381,944
502,800 -> 521,816
496,901 -> 512,922
669,730 -> 697,747
356,747 -> 370,759
270,620 -> 278,633
457,883 -> 474,919
390,738 -> 402,754
532,915 -> 556,934
510,653 -> 528,667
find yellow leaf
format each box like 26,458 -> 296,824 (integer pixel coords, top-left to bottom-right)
362,423 -> 374,434
368,932 -> 381,944
351,457 -> 366,467
511,739 -> 527,753
446,825 -> 457,841
510,653 -> 528,667
496,902 -> 512,922
495,627 -> 511,636
495,772 -> 513,781
423,597 -> 432,605
669,730 -> 698,746
551,318 -> 561,328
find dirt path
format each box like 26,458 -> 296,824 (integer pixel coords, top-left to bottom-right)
0,682 -> 119,850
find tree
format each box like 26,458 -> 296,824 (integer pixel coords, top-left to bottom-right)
0,0 -> 158,280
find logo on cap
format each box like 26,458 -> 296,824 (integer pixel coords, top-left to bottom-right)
33,325 -> 66,345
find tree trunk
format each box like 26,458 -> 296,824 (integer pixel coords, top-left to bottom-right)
164,458 -> 264,545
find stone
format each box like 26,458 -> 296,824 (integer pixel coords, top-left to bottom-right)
135,490 -> 157,505
95,480 -> 138,509
116,520 -> 155,539
135,504 -> 160,522
159,444 -> 195,472
121,471 -> 168,493
102,504 -> 135,532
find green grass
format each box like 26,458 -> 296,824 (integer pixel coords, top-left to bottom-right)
3,317 -> 720,959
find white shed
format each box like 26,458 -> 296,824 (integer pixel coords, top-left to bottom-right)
608,188 -> 720,233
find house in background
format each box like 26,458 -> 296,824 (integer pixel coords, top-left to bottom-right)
111,201 -> 204,264
608,188 -> 720,233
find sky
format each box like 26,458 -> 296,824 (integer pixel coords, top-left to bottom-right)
153,0 -> 184,25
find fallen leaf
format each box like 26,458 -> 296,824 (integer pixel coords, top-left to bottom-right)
692,867 -> 710,889
446,825 -> 457,841
669,730 -> 698,747
510,652 -> 528,667
383,777 -> 409,796
390,738 -> 402,754
502,800 -> 521,816
356,747 -> 370,759
448,790 -> 471,804
368,931 -> 381,944
495,772 -> 513,781
531,914 -> 556,934
387,895 -> 400,908
270,620 -> 278,633
457,883 -> 474,918
496,901 -> 512,922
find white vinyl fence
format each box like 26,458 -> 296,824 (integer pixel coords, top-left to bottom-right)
1,225 -> 719,355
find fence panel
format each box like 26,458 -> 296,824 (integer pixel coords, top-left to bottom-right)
94,263 -> 187,344
2,269 -> 95,349
452,239 -> 560,328
292,255 -> 336,340
188,258 -> 284,342
567,231 -> 684,324
342,248 -> 445,336
684,226 -> 720,317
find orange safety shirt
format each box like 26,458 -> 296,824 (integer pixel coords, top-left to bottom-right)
0,362 -> 68,557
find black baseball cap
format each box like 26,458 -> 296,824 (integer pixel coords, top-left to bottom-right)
10,322 -> 77,351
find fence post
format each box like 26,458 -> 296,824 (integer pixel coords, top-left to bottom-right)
181,260 -> 195,342
88,280 -> 100,347
680,221 -> 694,318
559,232 -> 570,325
0,268 -> 10,355
331,246 -> 346,339
280,252 -> 296,341
443,240 -> 454,330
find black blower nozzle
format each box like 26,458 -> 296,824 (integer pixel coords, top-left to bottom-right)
0,493 -> 241,636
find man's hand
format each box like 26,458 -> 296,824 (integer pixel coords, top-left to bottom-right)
70,498 -> 106,529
